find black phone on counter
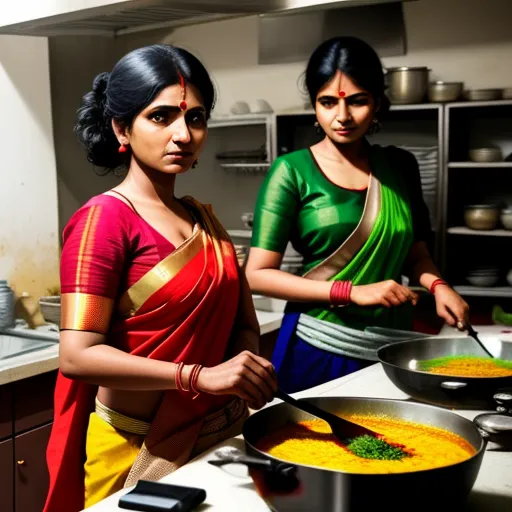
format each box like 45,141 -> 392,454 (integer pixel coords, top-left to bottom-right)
118,480 -> 206,512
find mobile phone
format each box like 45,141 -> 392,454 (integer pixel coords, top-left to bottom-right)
118,480 -> 206,512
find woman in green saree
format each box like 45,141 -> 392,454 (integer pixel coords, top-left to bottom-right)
245,37 -> 469,393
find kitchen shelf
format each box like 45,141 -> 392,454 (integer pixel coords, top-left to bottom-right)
454,286 -> 512,298
209,114 -> 272,129
446,99 -> 512,109
447,227 -> 512,237
227,229 -> 252,238
389,103 -> 443,111
448,162 -> 512,168
219,163 -> 270,175
275,103 -> 442,117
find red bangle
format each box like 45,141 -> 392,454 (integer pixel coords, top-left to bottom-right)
430,279 -> 449,294
175,362 -> 188,393
189,364 -> 203,400
330,280 -> 352,306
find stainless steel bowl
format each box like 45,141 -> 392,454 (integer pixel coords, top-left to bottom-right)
428,81 -> 463,102
385,67 -> 429,105
464,89 -> 502,101
464,205 -> 499,230
469,148 -> 503,163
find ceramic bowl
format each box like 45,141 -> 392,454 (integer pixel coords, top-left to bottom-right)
501,209 -> 512,230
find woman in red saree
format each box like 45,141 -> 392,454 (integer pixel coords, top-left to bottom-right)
44,44 -> 277,512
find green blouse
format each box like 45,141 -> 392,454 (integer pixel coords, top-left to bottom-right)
251,147 -> 431,273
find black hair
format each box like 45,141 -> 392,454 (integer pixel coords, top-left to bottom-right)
75,44 -> 215,170
304,36 -> 390,119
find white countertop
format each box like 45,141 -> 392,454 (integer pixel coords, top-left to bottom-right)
0,344 -> 59,385
86,363 -> 512,512
0,310 -> 283,385
256,310 -> 283,335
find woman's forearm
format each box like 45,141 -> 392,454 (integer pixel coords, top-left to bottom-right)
60,332 -> 190,391
246,268 -> 332,303
406,241 -> 443,291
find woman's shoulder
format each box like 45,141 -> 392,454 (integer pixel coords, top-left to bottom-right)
268,149 -> 312,182
273,148 -> 312,168
63,193 -> 134,238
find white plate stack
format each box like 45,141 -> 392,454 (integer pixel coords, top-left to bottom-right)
399,145 -> 438,225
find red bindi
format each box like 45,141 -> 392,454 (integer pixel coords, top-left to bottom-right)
338,91 -> 346,98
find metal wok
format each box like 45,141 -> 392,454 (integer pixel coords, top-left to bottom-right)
210,396 -> 512,512
377,336 -> 512,409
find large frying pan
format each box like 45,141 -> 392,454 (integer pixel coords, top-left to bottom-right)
209,396 -> 512,512
377,336 -> 512,409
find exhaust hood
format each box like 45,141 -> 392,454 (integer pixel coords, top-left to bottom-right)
0,0 -> 415,38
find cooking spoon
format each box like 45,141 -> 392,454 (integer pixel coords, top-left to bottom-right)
465,323 -> 494,358
275,389 -> 379,445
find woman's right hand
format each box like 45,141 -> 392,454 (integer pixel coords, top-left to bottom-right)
350,280 -> 419,308
195,351 -> 278,410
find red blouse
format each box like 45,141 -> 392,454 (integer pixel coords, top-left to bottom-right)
60,194 -> 176,331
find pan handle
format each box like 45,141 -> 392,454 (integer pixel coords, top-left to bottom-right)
208,454 -> 297,478
440,381 -> 467,390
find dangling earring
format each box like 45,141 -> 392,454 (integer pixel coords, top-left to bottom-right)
368,118 -> 381,135
118,143 -> 128,153
314,121 -> 323,134
192,160 -> 198,169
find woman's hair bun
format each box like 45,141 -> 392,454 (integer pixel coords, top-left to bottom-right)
75,71 -> 120,169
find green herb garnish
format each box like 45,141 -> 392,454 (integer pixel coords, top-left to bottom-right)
347,435 -> 408,460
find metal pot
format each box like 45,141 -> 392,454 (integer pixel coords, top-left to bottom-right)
378,337 -> 512,408
385,67 -> 429,105
209,397 -> 512,512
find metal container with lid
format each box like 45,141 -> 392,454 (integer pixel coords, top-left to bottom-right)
385,66 -> 429,105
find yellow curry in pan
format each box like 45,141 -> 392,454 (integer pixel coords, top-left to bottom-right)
257,415 -> 477,474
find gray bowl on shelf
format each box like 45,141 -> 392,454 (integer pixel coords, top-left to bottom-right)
463,88 -> 502,101
466,274 -> 500,287
428,81 -> 463,102
464,205 -> 500,230
469,148 -> 502,163
501,208 -> 512,230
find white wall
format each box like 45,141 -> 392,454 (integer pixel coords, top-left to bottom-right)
0,35 -> 60,325
50,0 -> 512,229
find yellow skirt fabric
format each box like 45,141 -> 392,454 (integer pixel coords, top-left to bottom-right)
84,412 -> 145,508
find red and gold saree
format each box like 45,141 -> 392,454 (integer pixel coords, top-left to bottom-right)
44,195 -> 247,512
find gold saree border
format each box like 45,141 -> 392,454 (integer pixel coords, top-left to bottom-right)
118,228 -> 204,317
60,293 -> 114,333
303,173 -> 381,281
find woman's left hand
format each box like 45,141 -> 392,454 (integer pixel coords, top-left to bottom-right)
434,285 -> 470,330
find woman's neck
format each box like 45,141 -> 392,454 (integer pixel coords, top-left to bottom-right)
316,136 -> 368,165
121,158 -> 178,209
